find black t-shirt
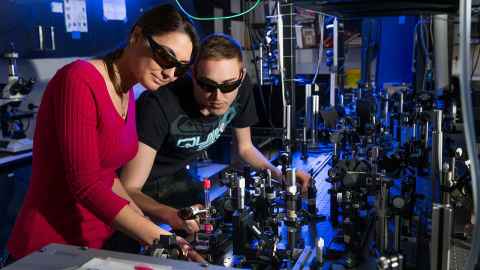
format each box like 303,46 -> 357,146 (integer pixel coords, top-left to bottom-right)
136,75 -> 258,179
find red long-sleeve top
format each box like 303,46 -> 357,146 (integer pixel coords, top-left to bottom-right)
7,60 -> 138,259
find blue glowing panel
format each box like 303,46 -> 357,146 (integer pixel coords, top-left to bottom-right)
375,16 -> 418,88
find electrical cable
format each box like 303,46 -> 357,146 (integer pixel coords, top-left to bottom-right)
265,0 -> 280,128
269,84 -> 274,126
360,19 -> 372,87
276,1 -> 287,108
472,45 -> 480,79
269,0 -> 280,19
311,14 -> 325,84
411,21 -> 419,85
425,17 -> 432,58
246,6 -> 274,128
175,0 -> 263,21
430,15 -> 434,49
416,18 -> 431,91
295,6 -> 331,17
418,18 -> 431,61
371,19 -> 381,83
255,29 -> 264,44
459,0 -> 480,269
257,29 -> 265,42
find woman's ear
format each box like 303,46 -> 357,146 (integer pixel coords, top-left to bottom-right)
129,26 -> 143,46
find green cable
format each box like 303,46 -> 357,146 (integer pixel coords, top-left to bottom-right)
175,0 -> 263,21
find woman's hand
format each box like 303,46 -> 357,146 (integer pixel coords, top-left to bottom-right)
176,236 -> 207,263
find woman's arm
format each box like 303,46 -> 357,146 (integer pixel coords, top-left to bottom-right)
113,206 -> 205,263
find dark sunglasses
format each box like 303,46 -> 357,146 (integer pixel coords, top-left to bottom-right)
195,69 -> 244,94
145,35 -> 191,77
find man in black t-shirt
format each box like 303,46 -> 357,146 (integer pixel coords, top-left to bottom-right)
134,67 -> 258,181
120,34 -> 310,234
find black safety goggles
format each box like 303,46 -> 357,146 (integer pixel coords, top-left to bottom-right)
195,69 -> 244,94
145,35 -> 191,77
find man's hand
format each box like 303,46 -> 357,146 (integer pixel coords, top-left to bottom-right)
183,219 -> 201,234
296,170 -> 311,195
167,205 -> 203,234
176,236 -> 207,263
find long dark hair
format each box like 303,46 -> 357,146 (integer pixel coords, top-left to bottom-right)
103,4 -> 199,94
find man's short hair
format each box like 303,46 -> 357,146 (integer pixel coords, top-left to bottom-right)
197,33 -> 243,63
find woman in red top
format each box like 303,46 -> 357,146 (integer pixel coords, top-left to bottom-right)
6,4 -> 203,262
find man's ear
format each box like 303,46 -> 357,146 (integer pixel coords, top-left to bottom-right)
241,67 -> 247,80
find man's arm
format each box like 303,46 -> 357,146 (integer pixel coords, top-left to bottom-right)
233,127 -> 311,193
233,127 -> 282,178
112,177 -> 144,216
120,142 -> 199,233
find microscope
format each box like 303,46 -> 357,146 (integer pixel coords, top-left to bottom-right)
0,43 -> 35,153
